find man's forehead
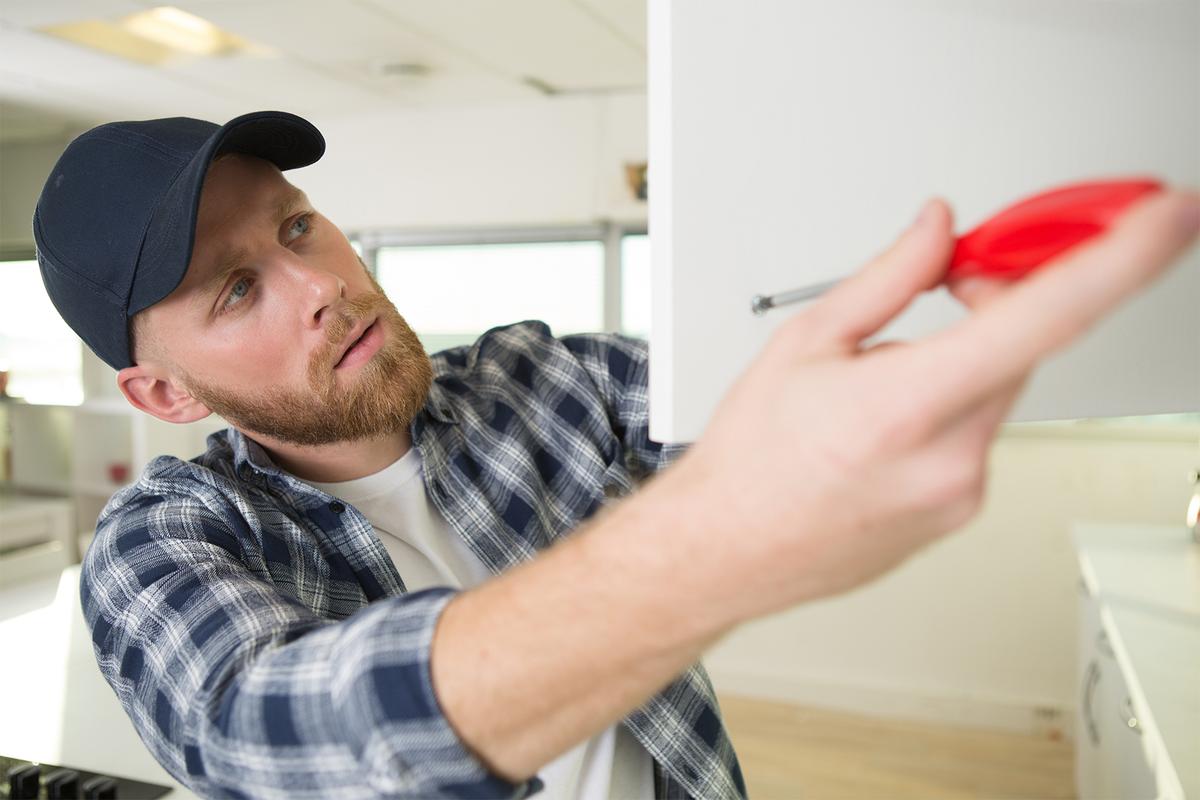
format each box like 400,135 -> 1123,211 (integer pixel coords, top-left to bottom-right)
195,155 -> 302,229
180,179 -> 310,297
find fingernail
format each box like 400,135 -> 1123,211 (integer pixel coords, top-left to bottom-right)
913,199 -> 936,229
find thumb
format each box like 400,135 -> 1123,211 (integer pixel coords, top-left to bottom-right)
806,198 -> 955,354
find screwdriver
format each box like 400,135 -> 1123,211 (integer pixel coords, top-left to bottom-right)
750,178 -> 1164,314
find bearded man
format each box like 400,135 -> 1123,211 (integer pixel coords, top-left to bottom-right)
35,111 -> 1199,799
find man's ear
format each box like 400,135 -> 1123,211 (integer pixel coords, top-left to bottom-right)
117,364 -> 212,424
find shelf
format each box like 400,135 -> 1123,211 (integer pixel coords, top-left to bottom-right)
73,482 -> 130,498
76,398 -> 136,415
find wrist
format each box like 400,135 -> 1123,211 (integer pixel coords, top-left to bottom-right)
579,453 -> 752,639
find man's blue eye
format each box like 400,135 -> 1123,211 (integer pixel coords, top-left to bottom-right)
287,214 -> 312,242
221,277 -> 253,312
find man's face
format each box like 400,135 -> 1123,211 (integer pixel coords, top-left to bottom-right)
140,153 -> 432,446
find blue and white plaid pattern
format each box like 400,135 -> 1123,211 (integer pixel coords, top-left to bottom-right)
81,321 -> 749,799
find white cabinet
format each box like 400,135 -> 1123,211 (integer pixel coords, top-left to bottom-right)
5,398 -> 225,544
1074,524 -> 1197,800
648,0 -> 1200,442
69,400 -> 226,543
1077,582 -> 1160,799
0,493 -> 73,584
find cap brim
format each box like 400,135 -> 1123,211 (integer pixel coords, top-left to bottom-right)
211,110 -> 326,171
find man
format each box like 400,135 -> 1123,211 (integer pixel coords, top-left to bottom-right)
35,111 -> 1198,799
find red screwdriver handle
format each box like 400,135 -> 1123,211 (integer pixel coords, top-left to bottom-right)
947,178 -> 1163,281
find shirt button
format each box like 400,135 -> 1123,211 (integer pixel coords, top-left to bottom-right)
329,501 -> 345,514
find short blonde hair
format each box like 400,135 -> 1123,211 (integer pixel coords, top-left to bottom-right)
128,309 -> 162,366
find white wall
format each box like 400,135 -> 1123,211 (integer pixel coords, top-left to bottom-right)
0,93 -> 649,252
0,137 -> 77,253
704,423 -> 1199,737
295,93 -> 649,233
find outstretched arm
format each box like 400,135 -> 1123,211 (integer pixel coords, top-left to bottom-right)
431,190 -> 1200,781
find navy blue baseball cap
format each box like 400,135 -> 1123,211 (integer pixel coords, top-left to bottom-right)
33,110 -> 325,370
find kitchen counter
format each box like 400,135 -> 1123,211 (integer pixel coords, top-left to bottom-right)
0,566 -> 194,797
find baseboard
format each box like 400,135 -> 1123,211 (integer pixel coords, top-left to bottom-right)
706,665 -> 1075,741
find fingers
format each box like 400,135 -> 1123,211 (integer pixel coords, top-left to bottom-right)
912,187 -> 1200,424
802,198 -> 956,355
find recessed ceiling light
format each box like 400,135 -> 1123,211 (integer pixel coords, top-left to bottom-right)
123,7 -> 238,56
41,6 -> 262,65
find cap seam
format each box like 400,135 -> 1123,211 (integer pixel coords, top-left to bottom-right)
33,149 -> 190,309
35,233 -> 127,309
88,128 -> 199,163
127,156 -> 193,314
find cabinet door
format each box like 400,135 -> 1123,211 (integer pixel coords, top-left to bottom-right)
1102,665 -> 1160,800
649,0 -> 1199,442
1077,586 -> 1118,799
1077,586 -> 1160,800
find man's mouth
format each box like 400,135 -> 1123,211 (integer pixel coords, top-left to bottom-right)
334,318 -> 379,369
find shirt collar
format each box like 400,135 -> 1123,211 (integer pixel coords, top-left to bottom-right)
226,427 -> 281,479
423,375 -> 459,425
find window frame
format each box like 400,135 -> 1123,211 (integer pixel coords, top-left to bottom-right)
352,221 -> 647,335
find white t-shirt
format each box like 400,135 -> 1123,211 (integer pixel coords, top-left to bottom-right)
302,448 -> 656,800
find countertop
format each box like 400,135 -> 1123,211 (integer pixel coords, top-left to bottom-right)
0,566 -> 194,797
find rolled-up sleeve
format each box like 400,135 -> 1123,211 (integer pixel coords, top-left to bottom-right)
80,490 -> 541,799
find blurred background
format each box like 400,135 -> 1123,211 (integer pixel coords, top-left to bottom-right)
0,2 -> 1197,799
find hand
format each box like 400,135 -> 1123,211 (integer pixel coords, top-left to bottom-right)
666,189 -> 1200,625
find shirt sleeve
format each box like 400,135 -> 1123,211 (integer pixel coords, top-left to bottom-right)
80,488 -> 543,799
558,332 -> 690,480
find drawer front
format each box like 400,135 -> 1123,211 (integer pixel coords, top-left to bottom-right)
0,513 -> 53,552
1077,587 -> 1159,800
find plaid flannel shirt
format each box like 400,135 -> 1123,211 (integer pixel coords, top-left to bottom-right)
81,321 -> 749,799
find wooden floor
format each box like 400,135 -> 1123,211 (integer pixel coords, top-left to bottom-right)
716,694 -> 1075,800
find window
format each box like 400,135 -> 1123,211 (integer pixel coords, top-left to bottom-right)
375,239 -> 606,353
0,260 -> 82,405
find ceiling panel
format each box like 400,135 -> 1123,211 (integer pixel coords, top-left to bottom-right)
365,0 -> 645,91
0,0 -> 144,28
171,0 -> 537,107
179,0 -> 456,65
0,0 -> 649,142
160,52 -> 383,118
572,0 -> 645,51
0,23 -> 236,121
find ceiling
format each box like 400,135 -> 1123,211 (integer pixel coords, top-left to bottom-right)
0,0 -> 647,143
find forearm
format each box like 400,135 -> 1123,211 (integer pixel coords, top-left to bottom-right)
430,454 -> 740,783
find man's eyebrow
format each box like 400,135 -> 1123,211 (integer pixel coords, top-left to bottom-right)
193,187 -> 311,309
272,187 -> 309,225
196,246 -> 251,308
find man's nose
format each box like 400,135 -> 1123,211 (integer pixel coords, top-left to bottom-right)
277,253 -> 347,328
